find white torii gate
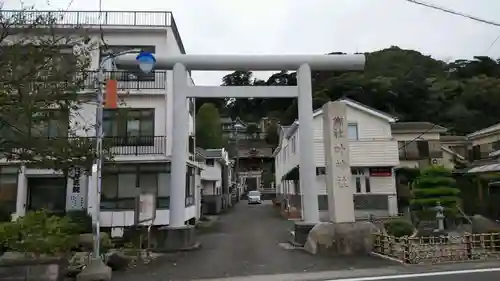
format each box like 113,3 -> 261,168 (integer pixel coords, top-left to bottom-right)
116,54 -> 365,229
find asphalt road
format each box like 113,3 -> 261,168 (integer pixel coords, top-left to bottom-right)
114,200 -> 396,281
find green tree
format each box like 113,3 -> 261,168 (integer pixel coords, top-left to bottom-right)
264,121 -> 280,147
0,10 -> 102,173
410,165 -> 460,220
196,103 -> 223,149
245,123 -> 259,139
217,46 -> 500,136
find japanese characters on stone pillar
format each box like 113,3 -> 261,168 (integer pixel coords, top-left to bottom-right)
322,101 -> 355,223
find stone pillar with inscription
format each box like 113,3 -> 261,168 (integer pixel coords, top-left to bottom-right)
322,101 -> 355,223
303,101 -> 379,256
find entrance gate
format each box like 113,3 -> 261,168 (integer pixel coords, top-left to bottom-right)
116,54 -> 365,228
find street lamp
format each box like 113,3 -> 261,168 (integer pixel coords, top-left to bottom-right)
136,51 -> 156,74
232,122 -> 245,196
92,50 -> 156,260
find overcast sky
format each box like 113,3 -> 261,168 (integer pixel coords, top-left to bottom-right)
4,0 -> 500,85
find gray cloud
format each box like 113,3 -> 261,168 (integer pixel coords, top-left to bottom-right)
4,0 -> 500,85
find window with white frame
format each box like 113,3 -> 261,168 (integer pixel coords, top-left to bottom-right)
351,168 -> 364,193
347,123 -> 359,140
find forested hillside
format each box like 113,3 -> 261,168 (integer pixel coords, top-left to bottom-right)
196,46 -> 500,135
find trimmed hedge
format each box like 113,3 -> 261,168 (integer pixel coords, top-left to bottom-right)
384,219 -> 414,237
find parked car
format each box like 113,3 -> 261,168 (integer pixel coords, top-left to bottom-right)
247,190 -> 262,204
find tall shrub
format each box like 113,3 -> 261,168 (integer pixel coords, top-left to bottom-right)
410,165 -> 460,221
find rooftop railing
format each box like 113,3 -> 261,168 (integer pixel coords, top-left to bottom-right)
1,10 -> 186,53
1,10 -> 173,26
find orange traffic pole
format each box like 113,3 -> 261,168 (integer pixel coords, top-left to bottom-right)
105,79 -> 118,109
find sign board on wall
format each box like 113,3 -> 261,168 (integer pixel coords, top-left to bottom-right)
138,193 -> 156,224
369,167 -> 392,177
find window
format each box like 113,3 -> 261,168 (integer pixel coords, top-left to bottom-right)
416,141 -> 430,158
365,177 -> 371,193
100,45 -> 156,81
27,178 -> 66,213
103,108 -> 154,145
0,169 -> 18,215
355,177 -> 361,193
206,159 -> 215,166
428,141 -> 443,158
31,110 -> 69,138
347,123 -> 358,140
101,172 -> 160,210
316,167 -> 326,175
291,136 -> 296,153
185,167 -> 195,206
399,141 -> 420,160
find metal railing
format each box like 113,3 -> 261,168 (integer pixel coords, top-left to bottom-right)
100,196 -> 196,210
1,10 -> 186,54
373,232 -> 500,264
2,10 -> 173,27
105,136 -> 166,156
83,71 -> 167,90
101,196 -> 170,210
2,136 -> 166,157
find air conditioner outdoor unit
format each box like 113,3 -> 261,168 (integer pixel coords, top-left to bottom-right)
430,158 -> 443,165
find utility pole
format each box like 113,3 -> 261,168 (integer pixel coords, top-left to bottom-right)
90,49 -> 156,260
233,121 -> 244,197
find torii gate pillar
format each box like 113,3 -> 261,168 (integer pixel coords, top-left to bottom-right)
116,54 -> 365,250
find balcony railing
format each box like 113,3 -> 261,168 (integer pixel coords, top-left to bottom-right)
105,136 -> 166,156
83,71 -> 167,90
2,136 -> 166,159
2,10 -> 174,27
100,195 -> 195,210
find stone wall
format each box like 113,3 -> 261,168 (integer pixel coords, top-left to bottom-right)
0,256 -> 67,281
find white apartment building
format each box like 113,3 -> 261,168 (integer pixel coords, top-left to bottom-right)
199,148 -> 231,214
0,10 -> 201,228
274,98 -> 400,219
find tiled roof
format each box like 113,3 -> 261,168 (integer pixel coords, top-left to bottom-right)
204,149 -> 224,159
391,122 -> 448,132
440,135 -> 468,142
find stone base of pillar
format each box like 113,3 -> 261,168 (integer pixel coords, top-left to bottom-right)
293,221 -> 317,246
77,257 -> 112,281
302,221 -> 380,256
156,225 -> 201,252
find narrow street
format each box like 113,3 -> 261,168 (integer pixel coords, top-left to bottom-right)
114,201 -> 395,281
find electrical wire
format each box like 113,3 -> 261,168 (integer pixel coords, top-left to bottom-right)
398,123 -> 438,150
405,0 -> 500,27
64,0 -> 75,12
485,34 -> 500,54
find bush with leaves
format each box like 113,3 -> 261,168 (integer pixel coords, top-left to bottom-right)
65,210 -> 93,234
0,206 -> 12,223
410,165 -> 459,221
384,219 -> 415,237
0,210 -> 78,257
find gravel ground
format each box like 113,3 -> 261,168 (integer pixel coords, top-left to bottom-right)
113,201 -> 396,281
